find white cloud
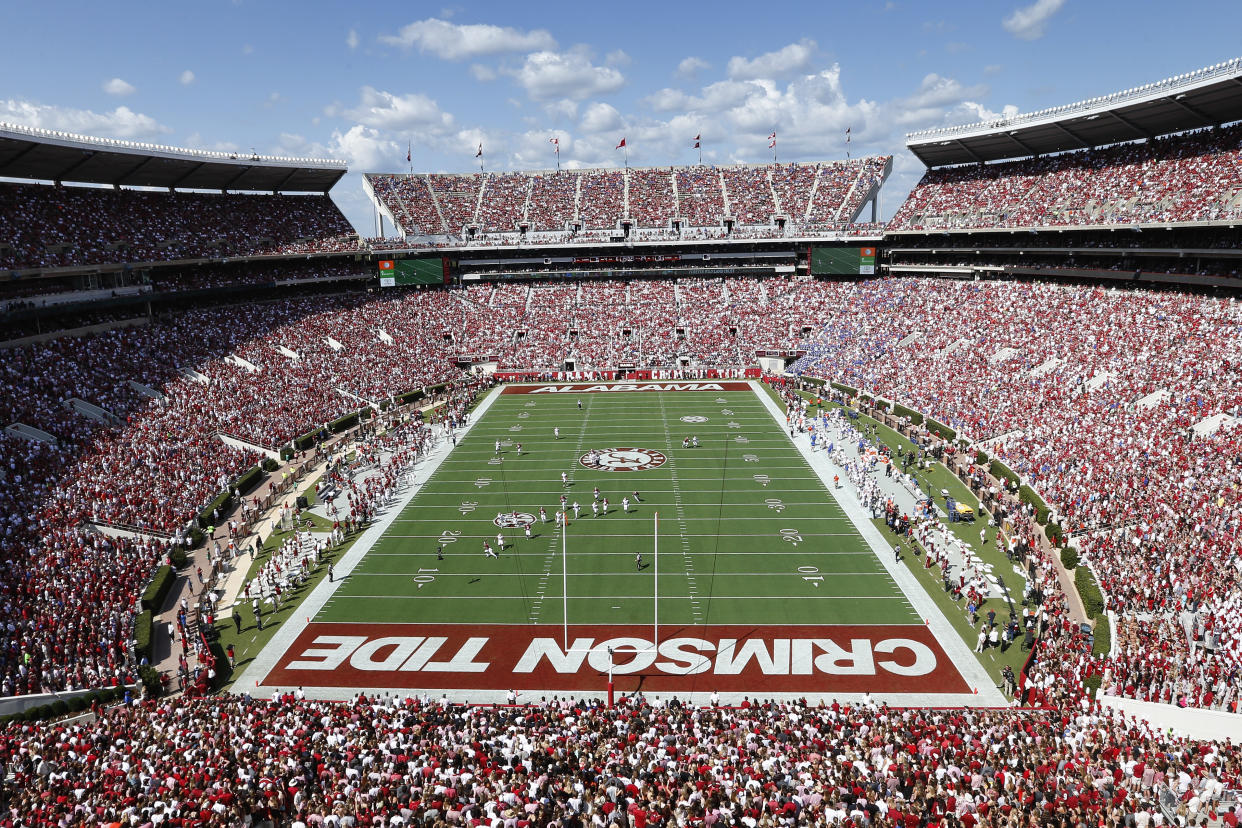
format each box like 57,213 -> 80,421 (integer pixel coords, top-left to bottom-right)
346,29 -> 359,50
542,99 -> 578,121
179,70 -> 195,85
1002,0 -> 1067,40
605,50 -> 631,67
676,56 -> 710,79
380,18 -> 555,59
579,102 -> 623,134
726,39 -> 816,80
343,86 -> 456,132
102,78 -> 136,96
644,80 -> 759,114
506,50 -> 625,101
0,99 -> 170,139
469,64 -> 497,82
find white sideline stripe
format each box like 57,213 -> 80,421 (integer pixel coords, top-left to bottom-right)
235,384 -> 505,697
748,380 -> 1005,707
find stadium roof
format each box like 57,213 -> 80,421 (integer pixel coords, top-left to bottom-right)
0,122 -> 348,192
905,58 -> 1242,167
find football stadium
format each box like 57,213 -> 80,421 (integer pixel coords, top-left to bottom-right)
2,5 -> 1242,824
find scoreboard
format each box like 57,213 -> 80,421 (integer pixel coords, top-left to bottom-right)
809,245 -> 877,276
378,258 -> 447,286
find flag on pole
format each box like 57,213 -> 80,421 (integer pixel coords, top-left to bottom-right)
549,136 -> 559,150
475,143 -> 483,158
693,133 -> 701,149
768,131 -> 777,149
406,142 -> 411,163
616,137 -> 626,150
846,126 -> 851,158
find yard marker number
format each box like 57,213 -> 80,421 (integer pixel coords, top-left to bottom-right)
779,528 -> 803,546
797,565 -> 824,587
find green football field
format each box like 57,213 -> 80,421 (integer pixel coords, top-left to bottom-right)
316,386 -> 919,628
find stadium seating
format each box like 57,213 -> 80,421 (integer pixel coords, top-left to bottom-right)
4,272 -> 1242,716
890,124 -> 1242,231
1,692 -> 1236,826
364,158 -> 891,244
0,183 -> 352,270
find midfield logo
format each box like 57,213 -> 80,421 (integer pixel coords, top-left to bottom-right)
580,448 -> 668,472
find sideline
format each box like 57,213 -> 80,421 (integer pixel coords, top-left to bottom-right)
233,385 -> 504,696
748,380 -> 1007,707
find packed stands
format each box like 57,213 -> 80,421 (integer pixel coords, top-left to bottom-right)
5,271 -> 1242,716
627,167 -> 677,227
721,165 -> 776,224
578,169 -> 627,230
891,124 -> 1242,231
2,692 -> 1238,826
0,183 -> 352,270
476,172 -> 529,233
364,158 -> 891,245
429,175 -> 482,234
791,277 -> 1242,713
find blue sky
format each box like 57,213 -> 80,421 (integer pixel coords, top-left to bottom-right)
2,0 -> 1239,234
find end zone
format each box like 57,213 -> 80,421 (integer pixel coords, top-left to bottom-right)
262,622 -> 972,698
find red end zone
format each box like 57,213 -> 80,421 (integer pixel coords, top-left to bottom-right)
262,623 -> 971,695
502,382 -> 752,394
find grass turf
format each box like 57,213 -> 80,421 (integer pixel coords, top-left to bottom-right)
317,387 -> 920,630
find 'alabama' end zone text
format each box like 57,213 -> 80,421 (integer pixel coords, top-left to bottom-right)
501,382 -> 752,394
263,623 -> 972,695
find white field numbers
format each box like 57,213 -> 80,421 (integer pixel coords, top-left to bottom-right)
798,565 -> 823,587
414,568 -> 438,590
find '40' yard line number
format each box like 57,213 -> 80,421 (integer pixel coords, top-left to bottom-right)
797,565 -> 823,587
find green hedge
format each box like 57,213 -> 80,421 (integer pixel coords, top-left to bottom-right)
891,404 -> 924,425
1075,565 -> 1106,619
1092,619 -> 1111,657
1084,673 -> 1103,699
134,609 -> 154,661
830,382 -> 857,397
925,417 -> 956,441
197,488 -> 232,528
328,406 -> 373,434
0,687 -> 125,725
1019,484 -> 1051,525
170,547 -> 189,569
261,457 -> 280,472
974,449 -> 989,465
140,565 -> 175,612
1060,546 -> 1080,570
873,399 -> 890,412
234,464 -> 265,496
989,458 -> 1020,487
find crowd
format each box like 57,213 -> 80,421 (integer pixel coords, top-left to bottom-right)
364,159 -> 891,245
891,123 -> 1242,231
0,184 -> 352,270
790,277 -> 1242,712
1,691 -> 1239,826
3,272 -> 1242,716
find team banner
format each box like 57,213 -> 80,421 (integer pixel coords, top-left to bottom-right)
263,623 -> 972,695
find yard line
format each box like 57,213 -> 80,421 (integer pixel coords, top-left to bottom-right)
325,594 -> 908,600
